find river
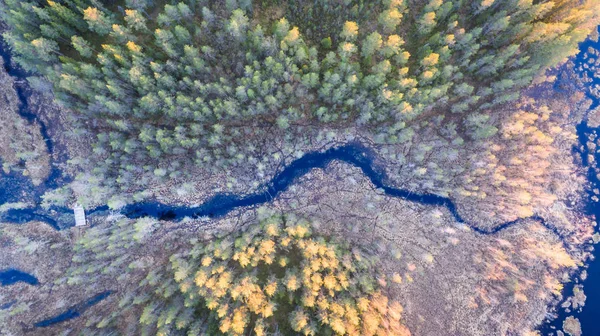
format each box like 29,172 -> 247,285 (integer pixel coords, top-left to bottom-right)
0,29 -> 599,333
537,33 -> 600,335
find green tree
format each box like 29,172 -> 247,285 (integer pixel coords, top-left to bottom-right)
83,7 -> 113,35
71,36 -> 93,58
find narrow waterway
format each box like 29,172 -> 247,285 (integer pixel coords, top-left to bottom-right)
1,27 -> 599,333
0,38 -> 562,238
0,139 -> 560,237
0,38 -> 68,230
116,143 -> 558,236
33,291 -> 112,328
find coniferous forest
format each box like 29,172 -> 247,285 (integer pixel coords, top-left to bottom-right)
1,0 -> 600,335
2,0 -> 597,195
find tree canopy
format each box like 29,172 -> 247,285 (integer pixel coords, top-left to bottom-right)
1,0 -> 598,202
64,213 -> 410,335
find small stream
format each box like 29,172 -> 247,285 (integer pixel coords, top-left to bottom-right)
0,38 -> 68,229
116,143 -> 558,236
1,28 -> 599,333
33,291 -> 112,328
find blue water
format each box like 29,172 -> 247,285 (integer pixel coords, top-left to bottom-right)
537,123 -> 600,335
0,269 -> 39,286
0,38 -> 68,229
0,36 -> 563,238
33,291 -> 112,328
0,23 -> 598,332
0,39 -> 60,171
0,300 -> 16,310
537,34 -> 600,335
117,144 -> 560,236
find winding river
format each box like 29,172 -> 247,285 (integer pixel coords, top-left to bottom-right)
0,30 -> 599,332
0,39 -> 562,236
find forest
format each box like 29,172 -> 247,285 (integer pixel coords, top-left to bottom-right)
1,0 -> 600,335
2,0 -> 598,211
60,212 -> 411,335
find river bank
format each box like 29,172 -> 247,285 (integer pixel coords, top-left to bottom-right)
0,20 -> 598,336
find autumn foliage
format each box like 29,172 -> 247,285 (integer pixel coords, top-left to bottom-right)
169,214 -> 410,335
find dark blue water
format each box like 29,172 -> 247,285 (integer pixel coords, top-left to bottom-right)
0,23 -> 599,332
117,144 -> 560,236
538,124 -> 600,335
0,269 -> 39,286
537,33 -> 600,335
0,300 -> 16,310
0,39 -> 59,170
540,120 -> 600,335
0,38 -> 68,229
33,291 -> 112,328
0,36 -> 562,238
